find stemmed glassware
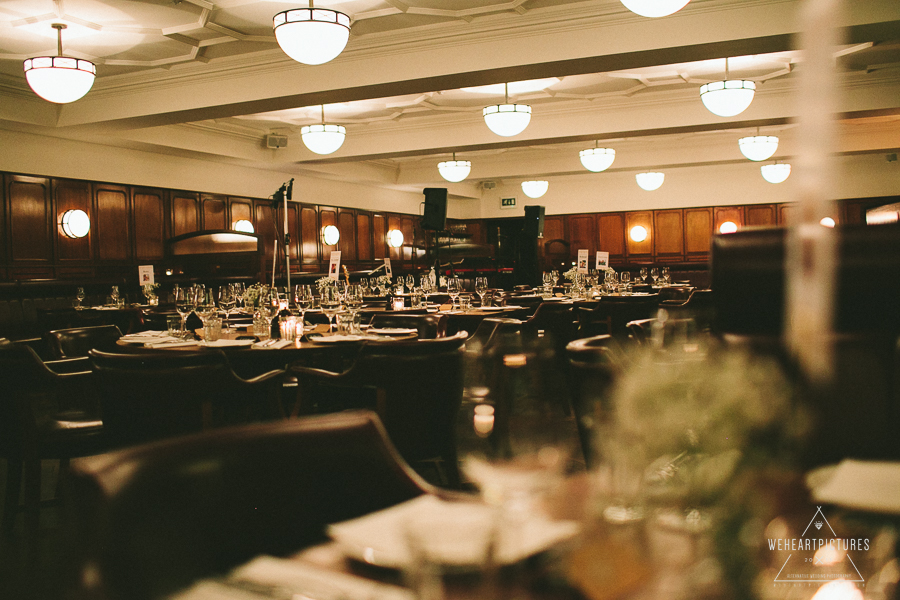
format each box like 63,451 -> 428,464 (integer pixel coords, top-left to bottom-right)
75,287 -> 85,309
319,286 -> 342,333
293,284 -> 313,322
649,268 -> 659,285
232,283 -> 245,313
447,277 -> 462,310
474,276 -> 488,307
109,285 -> 120,306
195,288 -> 217,328
218,286 -> 236,331
421,276 -> 434,304
639,267 -> 648,282
405,274 -> 415,292
259,288 -> 281,337
174,287 -> 193,338
344,284 -> 363,333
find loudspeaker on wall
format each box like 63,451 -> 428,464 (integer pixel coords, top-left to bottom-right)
422,188 -> 448,231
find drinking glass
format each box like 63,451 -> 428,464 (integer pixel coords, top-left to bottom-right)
218,286 -> 236,331
293,284 -> 313,330
447,277 -> 462,310
195,288 -> 217,327
649,268 -> 659,284
421,276 -> 434,303
174,287 -> 193,338
75,287 -> 85,309
320,286 -> 341,332
661,267 -> 670,286
232,283 -> 245,313
260,289 -> 281,336
474,276 -> 488,306
109,285 -> 119,306
344,284 -> 363,313
639,267 -> 648,282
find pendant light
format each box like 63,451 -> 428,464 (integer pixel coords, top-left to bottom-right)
739,131 -> 779,161
438,153 -> 471,183
700,58 -> 756,117
274,2 -> 351,65
636,172 -> 665,191
579,145 -> 616,172
24,24 -> 96,104
521,181 -> 548,199
761,162 -> 791,184
483,83 -> 531,137
620,0 -> 690,18
301,105 -> 346,155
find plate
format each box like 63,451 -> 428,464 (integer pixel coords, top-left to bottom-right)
328,495 -> 580,569
199,339 -> 256,348
311,335 -> 366,343
368,328 -> 417,335
478,306 -> 509,311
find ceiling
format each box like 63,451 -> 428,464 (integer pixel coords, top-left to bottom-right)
1,0 -> 899,200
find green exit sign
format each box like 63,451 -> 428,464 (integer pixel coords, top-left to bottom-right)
500,197 -> 516,209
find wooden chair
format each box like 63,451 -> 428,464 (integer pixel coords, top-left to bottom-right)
0,340 -> 105,557
88,349 -> 285,449
45,324 -> 123,359
64,411 -> 433,600
290,332 -> 468,486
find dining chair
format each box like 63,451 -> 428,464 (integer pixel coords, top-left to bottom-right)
368,313 -> 448,338
290,331 -> 468,486
565,334 -> 626,467
88,349 -> 286,449
0,340 -> 105,560
64,410 -> 434,600
45,324 -> 123,360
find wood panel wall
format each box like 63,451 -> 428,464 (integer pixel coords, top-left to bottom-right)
1,169 -> 892,284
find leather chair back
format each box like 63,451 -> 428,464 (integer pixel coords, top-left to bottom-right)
47,325 -> 123,359
66,411 -> 431,600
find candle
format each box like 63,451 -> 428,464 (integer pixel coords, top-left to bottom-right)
473,404 -> 494,437
392,296 -> 405,311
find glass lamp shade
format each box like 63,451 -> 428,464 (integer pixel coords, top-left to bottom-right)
820,217 -> 836,228
24,56 -> 96,104
233,219 -> 255,233
322,225 -> 340,246
700,80 -> 756,117
387,229 -> 404,248
718,221 -> 738,234
483,104 -> 532,136
521,180 -> 549,199
438,160 -> 471,183
739,135 -> 779,161
59,209 -> 90,238
273,9 -> 351,65
630,225 -> 648,243
579,148 -> 616,172
301,124 -> 346,154
635,172 -> 665,191
761,163 -> 791,184
620,0 -> 690,17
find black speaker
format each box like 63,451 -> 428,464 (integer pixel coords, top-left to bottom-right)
422,188 -> 448,231
524,205 -> 545,238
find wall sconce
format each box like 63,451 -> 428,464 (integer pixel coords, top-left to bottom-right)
387,229 -> 404,248
630,225 -> 648,243
233,219 -> 254,233
820,217 -> 836,228
718,221 -> 738,234
322,225 -> 340,245
59,209 -> 90,238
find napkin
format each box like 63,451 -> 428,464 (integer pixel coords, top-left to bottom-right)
251,339 -> 294,349
144,340 -> 199,349
198,339 -> 255,348
810,459 -> 900,514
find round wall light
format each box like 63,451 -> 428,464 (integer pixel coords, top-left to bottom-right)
761,163 -> 791,184
718,221 -> 738,234
387,229 -> 404,248
635,172 -> 665,191
820,217 -> 836,228
521,180 -> 548,199
579,147 -> 616,172
322,225 -> 340,246
59,209 -> 90,238
233,219 -> 255,233
629,225 -> 648,243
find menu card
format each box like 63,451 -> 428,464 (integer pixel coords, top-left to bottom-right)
328,251 -> 342,280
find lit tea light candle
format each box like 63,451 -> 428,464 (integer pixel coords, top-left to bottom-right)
473,404 -> 494,436
392,297 -> 405,310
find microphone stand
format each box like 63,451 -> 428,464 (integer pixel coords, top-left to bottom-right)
284,178 -> 293,293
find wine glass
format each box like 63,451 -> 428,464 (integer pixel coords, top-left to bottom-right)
447,277 -> 462,310
639,267 -> 648,282
474,276 -> 488,306
319,286 -> 341,333
649,268 -> 659,284
421,276 -> 434,304
293,285 -> 313,333
405,274 -> 415,292
109,285 -> 119,306
75,287 -> 85,309
218,286 -> 236,331
344,284 -> 363,333
661,267 -> 670,286
195,287 -> 217,328
232,283 -> 245,313
174,287 -> 193,338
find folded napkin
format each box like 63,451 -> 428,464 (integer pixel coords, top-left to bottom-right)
251,339 -> 294,349
144,340 -> 198,349
810,459 -> 900,514
198,339 -> 255,348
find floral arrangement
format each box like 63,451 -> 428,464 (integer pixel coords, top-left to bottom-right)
375,275 -> 392,287
563,266 -> 579,282
316,277 -> 334,290
242,283 -> 270,308
142,283 -> 160,294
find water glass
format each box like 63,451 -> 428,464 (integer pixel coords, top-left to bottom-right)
203,317 -> 222,342
459,294 -> 472,311
166,316 -> 181,337
279,315 -> 299,341
252,316 -> 270,340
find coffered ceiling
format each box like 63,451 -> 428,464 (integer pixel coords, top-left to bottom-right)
1,0 -> 899,199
